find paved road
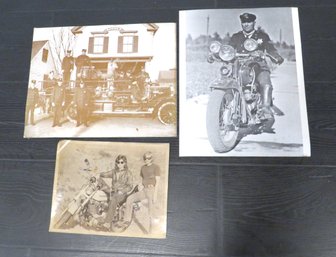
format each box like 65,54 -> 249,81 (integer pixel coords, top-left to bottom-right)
24,115 -> 176,138
180,61 -> 309,156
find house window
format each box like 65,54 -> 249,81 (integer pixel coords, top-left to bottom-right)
42,48 -> 48,63
118,35 -> 138,53
88,37 -> 109,54
93,37 -> 104,53
123,36 -> 134,53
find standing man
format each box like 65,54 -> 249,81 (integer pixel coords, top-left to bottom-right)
73,80 -> 91,127
45,71 -> 57,114
25,80 -> 39,126
62,50 -> 74,85
75,49 -> 91,79
123,151 -> 161,232
136,67 -> 150,100
51,79 -> 66,127
229,13 -> 284,119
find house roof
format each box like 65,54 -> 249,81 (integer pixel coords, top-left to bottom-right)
158,69 -> 176,83
31,40 -> 48,59
71,23 -> 159,35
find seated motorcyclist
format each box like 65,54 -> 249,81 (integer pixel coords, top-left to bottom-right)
99,154 -> 133,230
229,13 -> 284,119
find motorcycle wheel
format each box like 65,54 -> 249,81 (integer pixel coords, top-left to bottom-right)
157,101 -> 177,125
206,89 -> 240,153
65,103 -> 77,123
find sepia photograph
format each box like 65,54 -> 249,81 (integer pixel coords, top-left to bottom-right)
24,23 -> 176,138
179,8 -> 310,156
49,140 -> 169,238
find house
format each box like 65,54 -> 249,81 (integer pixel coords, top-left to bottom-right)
70,24 -> 159,79
158,69 -> 176,93
29,40 -> 57,89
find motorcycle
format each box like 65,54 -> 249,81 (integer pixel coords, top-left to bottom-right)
54,176 -> 138,232
206,39 -> 284,153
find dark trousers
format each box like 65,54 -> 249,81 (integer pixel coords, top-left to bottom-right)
76,106 -> 89,125
105,193 -> 127,224
63,71 -> 71,83
25,105 -> 35,125
53,104 -> 63,125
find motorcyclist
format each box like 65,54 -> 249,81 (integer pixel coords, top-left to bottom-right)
229,13 -> 284,119
99,155 -> 133,231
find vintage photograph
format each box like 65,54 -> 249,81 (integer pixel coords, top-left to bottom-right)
24,23 -> 176,138
179,8 -> 310,156
49,141 -> 169,238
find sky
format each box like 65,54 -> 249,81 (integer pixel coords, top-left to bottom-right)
181,7 -> 296,45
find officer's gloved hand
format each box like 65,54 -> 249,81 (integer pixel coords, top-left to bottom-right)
276,56 -> 284,65
207,55 -> 215,63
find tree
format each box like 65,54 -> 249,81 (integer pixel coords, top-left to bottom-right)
211,32 -> 222,42
50,27 -> 75,74
186,34 -> 193,45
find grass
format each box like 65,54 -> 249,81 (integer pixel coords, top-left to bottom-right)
186,48 -> 221,99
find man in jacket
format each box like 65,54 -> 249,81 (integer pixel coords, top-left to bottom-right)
229,13 -> 284,119
51,79 -> 66,127
75,49 -> 91,79
62,50 -> 74,85
73,80 -> 91,127
25,80 -> 39,125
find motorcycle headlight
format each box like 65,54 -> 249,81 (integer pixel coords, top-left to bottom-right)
219,45 -> 235,61
209,41 -> 221,54
220,64 -> 232,76
244,38 -> 258,52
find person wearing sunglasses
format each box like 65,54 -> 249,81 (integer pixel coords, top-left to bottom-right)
99,154 -> 133,230
123,151 -> 161,232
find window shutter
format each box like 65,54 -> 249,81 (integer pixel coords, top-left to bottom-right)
42,48 -> 48,63
133,36 -> 138,53
103,37 -> 109,53
88,37 -> 94,54
117,36 -> 123,53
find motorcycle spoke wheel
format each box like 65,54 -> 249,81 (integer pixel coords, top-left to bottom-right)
206,89 -> 240,153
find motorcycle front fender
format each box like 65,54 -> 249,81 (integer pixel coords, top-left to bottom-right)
209,78 -> 248,124
210,77 -> 240,91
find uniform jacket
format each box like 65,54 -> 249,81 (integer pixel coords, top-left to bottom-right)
74,86 -> 90,108
229,30 -> 282,59
51,85 -> 65,105
229,30 -> 284,69
75,54 -> 91,69
26,87 -> 39,106
62,56 -> 74,71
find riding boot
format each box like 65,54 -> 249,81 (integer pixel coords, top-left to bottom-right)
259,84 -> 273,120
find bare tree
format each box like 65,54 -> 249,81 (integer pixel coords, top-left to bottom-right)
50,27 -> 75,74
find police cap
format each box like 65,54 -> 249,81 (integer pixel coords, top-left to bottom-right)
240,13 -> 256,23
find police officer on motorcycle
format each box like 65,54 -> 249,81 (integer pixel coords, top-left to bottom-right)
229,13 -> 284,119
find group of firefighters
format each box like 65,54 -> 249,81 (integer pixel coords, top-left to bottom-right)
25,49 -> 150,127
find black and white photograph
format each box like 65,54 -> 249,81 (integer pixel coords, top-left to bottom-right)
24,23 -> 176,138
179,7 -> 310,156
49,141 -> 169,239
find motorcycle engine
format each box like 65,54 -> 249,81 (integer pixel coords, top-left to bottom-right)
243,84 -> 261,114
